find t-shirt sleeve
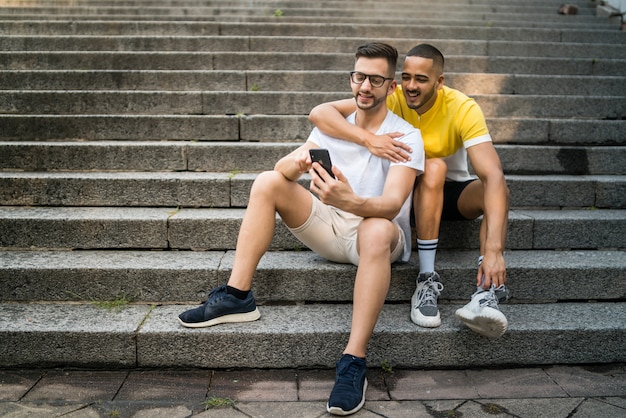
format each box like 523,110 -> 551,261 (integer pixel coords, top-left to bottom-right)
392,130 -> 425,175
457,100 -> 492,149
306,127 -> 324,148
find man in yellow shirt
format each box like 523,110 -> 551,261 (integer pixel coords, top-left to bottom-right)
308,44 -> 510,338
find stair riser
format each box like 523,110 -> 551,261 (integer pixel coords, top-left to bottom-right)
1,116 -> 624,144
0,14 -> 614,31
141,314 -> 626,368
0,115 -> 242,141
1,175 -> 624,209
0,0 -> 592,9
0,0 -> 585,5
2,22 -> 624,44
1,143 -> 623,175
0,5 -> 599,18
2,92 -> 623,119
1,208 -> 624,250
1,303 -> 624,369
3,71 -> 625,96
2,52 -> 624,75
1,250 -> 624,303
5,37 -> 624,59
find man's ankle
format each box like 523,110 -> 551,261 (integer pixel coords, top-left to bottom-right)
226,285 -> 250,300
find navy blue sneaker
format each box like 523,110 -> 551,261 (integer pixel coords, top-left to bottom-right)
178,284 -> 260,328
327,354 -> 368,416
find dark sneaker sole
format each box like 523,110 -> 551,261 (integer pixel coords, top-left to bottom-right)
455,307 -> 507,338
326,378 -> 368,416
178,308 -> 260,328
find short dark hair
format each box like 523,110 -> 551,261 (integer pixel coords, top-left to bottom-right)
355,42 -> 398,77
406,44 -> 444,71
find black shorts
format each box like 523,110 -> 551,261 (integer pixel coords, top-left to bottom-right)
410,179 -> 476,226
441,179 -> 476,220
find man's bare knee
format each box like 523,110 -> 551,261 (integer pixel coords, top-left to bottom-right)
251,170 -> 289,195
357,218 -> 397,255
420,159 -> 447,190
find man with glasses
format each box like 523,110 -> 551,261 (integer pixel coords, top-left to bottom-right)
178,43 -> 424,416
309,44 -> 510,339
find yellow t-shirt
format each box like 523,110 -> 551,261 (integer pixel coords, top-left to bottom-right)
386,85 -> 492,181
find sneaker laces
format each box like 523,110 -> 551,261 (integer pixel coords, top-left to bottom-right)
474,285 -> 503,309
336,355 -> 364,387
414,277 -> 444,309
200,284 -> 227,305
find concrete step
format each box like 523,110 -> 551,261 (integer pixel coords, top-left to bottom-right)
0,11 -> 607,28
1,249 -> 624,303
2,71 -> 625,96
0,171 -> 624,209
2,91 -> 624,119
0,0 -> 623,374
0,0 -> 589,7
3,14 -> 615,31
2,51 -> 624,75
0,206 -> 624,251
0,0 -> 598,16
1,115 -> 624,144
2,21 -> 623,44
0,301 -> 624,368
0,4 -> 599,17
0,0 -> 607,27
5,36 -> 625,60
2,142 -> 624,175
0,7 -> 598,17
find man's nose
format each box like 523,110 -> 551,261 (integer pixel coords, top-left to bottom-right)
405,77 -> 418,90
360,77 -> 373,89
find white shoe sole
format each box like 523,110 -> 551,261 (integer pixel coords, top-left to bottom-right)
326,378 -> 368,416
410,310 -> 441,328
455,307 -> 507,338
178,308 -> 260,328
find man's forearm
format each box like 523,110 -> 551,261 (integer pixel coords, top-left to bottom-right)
309,103 -> 369,147
483,177 -> 509,253
340,195 -> 402,221
335,168 -> 416,220
274,146 -> 309,181
468,142 -> 509,254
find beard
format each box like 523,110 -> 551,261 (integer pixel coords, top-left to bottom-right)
404,83 -> 437,111
354,91 -> 386,111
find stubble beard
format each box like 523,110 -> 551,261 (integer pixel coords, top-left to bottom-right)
405,83 -> 437,112
355,91 -> 386,111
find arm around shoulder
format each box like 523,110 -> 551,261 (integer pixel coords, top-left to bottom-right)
308,99 -> 371,147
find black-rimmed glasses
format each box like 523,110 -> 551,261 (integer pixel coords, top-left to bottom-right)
350,71 -> 394,88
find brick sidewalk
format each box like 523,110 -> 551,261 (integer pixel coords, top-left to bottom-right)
1,364 -> 625,417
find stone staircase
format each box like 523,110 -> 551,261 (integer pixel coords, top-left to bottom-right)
0,0 -> 625,369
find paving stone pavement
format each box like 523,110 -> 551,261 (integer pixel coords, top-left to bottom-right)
1,364 -> 625,417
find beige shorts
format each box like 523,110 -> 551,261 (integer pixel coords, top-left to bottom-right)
287,194 -> 405,266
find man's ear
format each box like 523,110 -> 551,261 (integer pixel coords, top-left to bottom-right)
387,79 -> 397,95
436,74 -> 444,90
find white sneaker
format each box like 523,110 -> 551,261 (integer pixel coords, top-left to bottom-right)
455,285 -> 508,338
410,272 -> 444,328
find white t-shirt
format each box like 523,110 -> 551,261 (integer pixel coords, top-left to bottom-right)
307,110 -> 425,261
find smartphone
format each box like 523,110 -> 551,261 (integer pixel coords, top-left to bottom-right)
309,148 -> 335,179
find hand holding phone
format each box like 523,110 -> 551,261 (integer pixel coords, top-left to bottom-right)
309,148 -> 336,180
